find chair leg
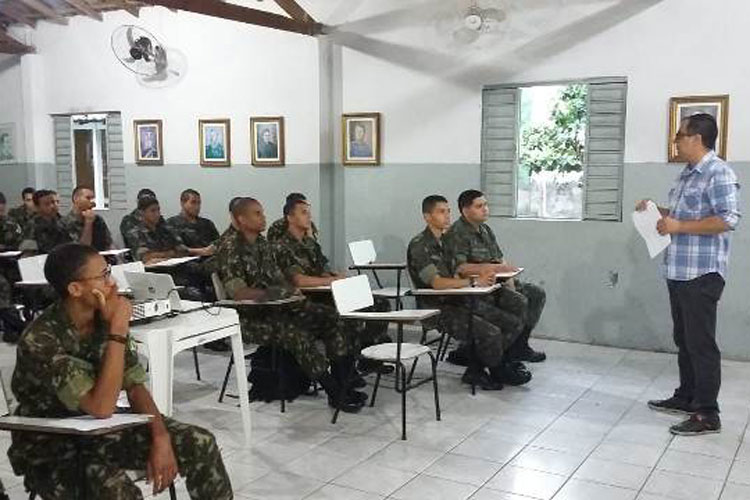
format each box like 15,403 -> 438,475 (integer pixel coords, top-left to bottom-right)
406,358 -> 419,386
369,370 -> 382,407
169,483 -> 177,500
331,357 -> 357,425
192,347 -> 201,381
399,361 -> 407,441
429,353 -> 441,422
218,356 -> 234,403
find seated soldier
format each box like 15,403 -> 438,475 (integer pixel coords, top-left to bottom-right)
128,197 -> 189,264
217,196 -> 242,245
120,188 -> 157,250
61,185 -> 115,251
267,192 -> 319,242
0,191 -> 25,342
166,189 -> 220,257
408,195 -> 531,390
19,189 -> 72,254
215,197 -> 366,412
8,243 -> 232,499
7,187 -> 36,234
444,189 -> 547,363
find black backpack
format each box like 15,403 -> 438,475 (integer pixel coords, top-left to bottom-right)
247,346 -> 315,403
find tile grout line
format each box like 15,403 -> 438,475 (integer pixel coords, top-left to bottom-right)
715,411 -> 750,500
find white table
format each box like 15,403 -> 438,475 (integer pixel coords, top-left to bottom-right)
130,301 -> 251,444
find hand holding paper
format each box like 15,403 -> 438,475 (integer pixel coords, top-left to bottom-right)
632,201 -> 671,258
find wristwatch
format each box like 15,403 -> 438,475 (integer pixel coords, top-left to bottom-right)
469,276 -> 477,288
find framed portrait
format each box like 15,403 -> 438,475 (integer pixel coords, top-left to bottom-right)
199,119 -> 231,167
133,119 -> 164,166
250,116 -> 285,167
668,95 -> 729,162
342,112 -> 380,166
0,123 -> 16,165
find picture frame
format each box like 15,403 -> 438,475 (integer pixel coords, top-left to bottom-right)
668,95 -> 729,162
199,118 -> 231,167
133,119 -> 164,166
0,123 -> 16,165
342,112 -> 380,166
250,116 -> 285,167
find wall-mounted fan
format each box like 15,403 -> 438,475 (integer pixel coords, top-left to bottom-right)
111,25 -> 187,88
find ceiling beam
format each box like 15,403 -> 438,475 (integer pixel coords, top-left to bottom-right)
142,0 -> 321,35
0,4 -> 36,27
273,0 -> 316,25
0,30 -> 35,54
17,0 -> 69,25
63,0 -> 103,21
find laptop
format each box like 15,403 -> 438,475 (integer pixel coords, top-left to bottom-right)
123,271 -> 181,320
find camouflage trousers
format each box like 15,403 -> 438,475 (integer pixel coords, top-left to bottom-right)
494,280 -> 547,349
440,302 -> 518,367
239,300 -> 351,378
22,418 -> 232,500
0,274 -> 9,308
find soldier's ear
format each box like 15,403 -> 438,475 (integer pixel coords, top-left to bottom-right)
67,280 -> 84,298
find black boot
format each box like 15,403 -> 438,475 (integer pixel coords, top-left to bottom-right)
0,307 -> 26,343
461,367 -> 503,390
332,356 -> 369,400
319,372 -> 364,414
490,361 -> 532,386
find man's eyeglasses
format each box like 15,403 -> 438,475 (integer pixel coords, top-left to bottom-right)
78,264 -> 112,282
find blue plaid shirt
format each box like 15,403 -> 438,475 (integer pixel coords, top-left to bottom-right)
663,151 -> 741,281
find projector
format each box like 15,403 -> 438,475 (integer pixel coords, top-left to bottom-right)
131,299 -> 173,322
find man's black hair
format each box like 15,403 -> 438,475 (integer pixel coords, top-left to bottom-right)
457,189 -> 484,212
136,188 -> 156,201
180,189 -> 201,203
138,196 -> 159,211
421,195 -> 448,214
283,198 -> 308,217
683,113 -> 719,151
22,187 -> 35,198
231,197 -> 260,219
228,196 -> 243,213
285,192 -> 307,204
72,185 -> 93,201
45,243 -> 100,298
33,189 -> 56,206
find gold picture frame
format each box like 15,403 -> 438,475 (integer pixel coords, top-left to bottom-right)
342,112 -> 380,166
199,118 -> 231,167
250,116 -> 285,167
133,119 -> 164,166
668,95 -> 729,162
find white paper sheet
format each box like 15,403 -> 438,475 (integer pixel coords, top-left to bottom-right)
145,256 -> 199,269
99,249 -> 130,257
0,413 -> 151,433
632,201 -> 671,258
0,251 -> 21,258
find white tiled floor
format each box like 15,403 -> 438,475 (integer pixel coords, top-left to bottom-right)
1,335 -> 750,500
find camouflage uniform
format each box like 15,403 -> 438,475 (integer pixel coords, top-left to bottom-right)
127,219 -> 189,262
267,217 -> 319,242
0,215 -> 23,308
19,214 -> 72,254
166,214 -> 220,249
7,205 -> 34,234
8,301 -> 233,500
119,208 -> 142,249
444,216 -> 546,348
407,227 -> 517,367
215,230 -> 349,378
60,210 -> 114,252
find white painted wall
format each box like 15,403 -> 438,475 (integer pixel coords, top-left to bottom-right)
339,0 -> 750,164
23,7 -> 321,165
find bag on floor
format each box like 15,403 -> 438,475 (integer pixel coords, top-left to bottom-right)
247,346 -> 315,403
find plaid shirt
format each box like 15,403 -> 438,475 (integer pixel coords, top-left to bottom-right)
663,151 -> 741,281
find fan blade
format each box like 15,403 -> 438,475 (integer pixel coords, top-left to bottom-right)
452,27 -> 481,44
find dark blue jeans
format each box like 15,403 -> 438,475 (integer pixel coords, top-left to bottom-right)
668,273 -> 725,415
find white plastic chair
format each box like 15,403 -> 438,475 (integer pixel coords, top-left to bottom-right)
330,275 -> 441,440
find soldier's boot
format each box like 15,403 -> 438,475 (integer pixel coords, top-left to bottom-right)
490,361 -> 532,386
331,356 -> 368,404
319,372 -> 365,413
461,366 -> 503,391
0,307 -> 25,343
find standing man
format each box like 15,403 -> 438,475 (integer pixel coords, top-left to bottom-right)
8,187 -> 35,233
640,114 -> 740,436
61,185 -> 114,251
444,189 -> 547,363
166,189 -> 219,257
